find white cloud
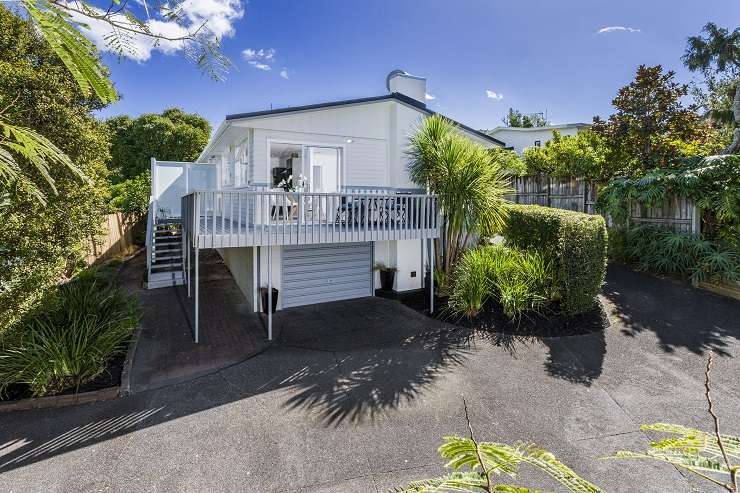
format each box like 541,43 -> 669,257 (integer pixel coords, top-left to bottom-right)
242,48 -> 275,61
597,26 -> 641,34
242,48 -> 280,72
71,0 -> 244,63
486,90 -> 504,100
280,68 -> 290,80
248,61 -> 271,71
425,93 -> 436,101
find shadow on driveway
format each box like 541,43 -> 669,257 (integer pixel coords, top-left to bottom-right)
0,298 -> 472,472
601,264 -> 739,356
1,264 -> 738,478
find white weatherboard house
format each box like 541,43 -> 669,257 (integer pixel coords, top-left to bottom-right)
488,123 -> 591,155
146,70 -> 505,341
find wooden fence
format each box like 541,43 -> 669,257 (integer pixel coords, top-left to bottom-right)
508,175 -> 700,235
86,213 -> 144,265
506,175 -> 598,213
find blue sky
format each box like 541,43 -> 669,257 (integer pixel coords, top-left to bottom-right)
94,0 -> 740,132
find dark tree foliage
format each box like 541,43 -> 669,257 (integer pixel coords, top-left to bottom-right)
106,108 -> 211,182
683,22 -> 740,155
501,107 -> 549,128
592,65 -> 711,175
0,5 -> 111,331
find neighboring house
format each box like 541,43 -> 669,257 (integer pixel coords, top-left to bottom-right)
487,123 -> 591,155
147,70 -> 504,341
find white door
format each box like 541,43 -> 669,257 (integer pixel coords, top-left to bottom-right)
306,147 -> 340,193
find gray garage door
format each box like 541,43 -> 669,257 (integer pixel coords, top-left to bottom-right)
281,243 -> 373,308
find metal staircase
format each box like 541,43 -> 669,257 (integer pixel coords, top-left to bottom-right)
146,219 -> 186,289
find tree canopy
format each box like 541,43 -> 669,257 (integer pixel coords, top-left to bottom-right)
683,22 -> 740,154
0,5 -> 111,329
592,65 -> 717,175
501,108 -> 549,128
523,130 -> 608,179
106,108 -> 211,182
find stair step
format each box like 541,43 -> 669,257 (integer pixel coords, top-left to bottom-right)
151,262 -> 183,271
153,253 -> 183,261
155,236 -> 182,244
152,255 -> 182,265
152,245 -> 182,256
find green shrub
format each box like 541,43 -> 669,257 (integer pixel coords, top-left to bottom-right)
619,225 -> 739,283
109,171 -> 150,217
448,248 -> 496,318
502,204 -> 608,315
0,275 -> 137,397
448,245 -> 556,320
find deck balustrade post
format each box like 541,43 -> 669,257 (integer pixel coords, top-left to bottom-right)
194,246 -> 199,343
429,237 -> 434,314
267,244 -> 273,341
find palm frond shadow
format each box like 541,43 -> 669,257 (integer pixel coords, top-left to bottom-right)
280,326 -> 476,426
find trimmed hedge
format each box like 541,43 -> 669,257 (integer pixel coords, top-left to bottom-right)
502,204 -> 608,315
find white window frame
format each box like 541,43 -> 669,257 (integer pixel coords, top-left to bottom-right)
266,138 -> 346,192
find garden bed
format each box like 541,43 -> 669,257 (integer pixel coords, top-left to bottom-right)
1,352 -> 125,403
390,290 -> 609,337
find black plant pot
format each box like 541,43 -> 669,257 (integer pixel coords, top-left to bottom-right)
261,288 -> 279,314
379,270 -> 396,291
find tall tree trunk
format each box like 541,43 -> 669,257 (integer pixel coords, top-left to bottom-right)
722,82 -> 740,155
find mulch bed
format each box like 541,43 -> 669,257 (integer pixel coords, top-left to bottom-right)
383,289 -> 609,337
0,352 -> 125,402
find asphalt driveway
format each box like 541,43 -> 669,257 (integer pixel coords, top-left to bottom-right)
0,265 -> 738,492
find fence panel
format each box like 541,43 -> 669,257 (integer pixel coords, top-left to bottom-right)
508,174 -> 699,234
86,213 -> 143,265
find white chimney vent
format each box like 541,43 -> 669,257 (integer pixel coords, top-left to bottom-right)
386,69 -> 427,105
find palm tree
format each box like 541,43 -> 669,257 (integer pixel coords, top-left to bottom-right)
407,115 -> 511,277
683,23 -> 740,155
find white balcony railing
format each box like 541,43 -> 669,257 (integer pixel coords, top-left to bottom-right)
182,190 -> 439,248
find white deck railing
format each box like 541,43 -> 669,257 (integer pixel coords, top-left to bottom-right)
182,190 -> 439,248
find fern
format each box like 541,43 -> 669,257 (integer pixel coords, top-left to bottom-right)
395,401 -> 603,493
390,471 -> 489,492
609,354 -> 740,492
21,0 -> 118,104
395,436 -> 602,493
0,118 -> 88,204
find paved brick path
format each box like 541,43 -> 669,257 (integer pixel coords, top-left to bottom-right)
120,251 -> 270,392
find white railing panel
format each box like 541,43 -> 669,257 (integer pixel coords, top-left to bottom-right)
183,190 -> 439,248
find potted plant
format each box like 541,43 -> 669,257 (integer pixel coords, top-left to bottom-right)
374,262 -> 398,291
260,286 -> 279,314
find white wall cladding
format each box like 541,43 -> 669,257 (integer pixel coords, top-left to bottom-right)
233,103 -> 389,139
218,247 -> 255,310
251,128 -> 388,187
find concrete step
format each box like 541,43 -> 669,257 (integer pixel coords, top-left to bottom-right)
145,271 -> 185,289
